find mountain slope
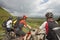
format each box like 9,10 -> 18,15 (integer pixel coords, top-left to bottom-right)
0,7 -> 12,39
0,7 -> 12,27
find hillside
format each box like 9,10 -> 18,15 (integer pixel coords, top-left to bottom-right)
0,7 -> 12,39
0,7 -> 12,29
0,7 -> 12,24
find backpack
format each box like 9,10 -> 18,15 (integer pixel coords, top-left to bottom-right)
2,20 -> 7,28
13,17 -> 22,28
46,21 -> 60,39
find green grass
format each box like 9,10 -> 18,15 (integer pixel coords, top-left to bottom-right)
0,7 -> 12,39
27,18 -> 45,27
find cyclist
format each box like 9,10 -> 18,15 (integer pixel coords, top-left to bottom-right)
6,16 -> 14,33
15,15 -> 31,40
39,12 -> 59,40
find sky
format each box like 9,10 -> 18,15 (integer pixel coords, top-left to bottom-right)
0,0 -> 60,17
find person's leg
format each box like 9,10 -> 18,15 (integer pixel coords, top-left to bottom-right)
24,32 -> 31,40
6,28 -> 11,34
15,33 -> 21,40
24,34 -> 27,40
16,30 -> 26,40
19,30 -> 26,36
6,28 -> 9,32
27,34 -> 31,40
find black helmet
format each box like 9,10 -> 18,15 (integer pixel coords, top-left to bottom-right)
9,16 -> 13,20
45,12 -> 53,18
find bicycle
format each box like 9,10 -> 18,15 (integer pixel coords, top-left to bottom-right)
29,28 -> 46,40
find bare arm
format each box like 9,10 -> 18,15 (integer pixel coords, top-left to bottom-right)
24,24 -> 31,29
27,24 -> 32,29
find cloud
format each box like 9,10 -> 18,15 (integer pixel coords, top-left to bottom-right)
0,0 -> 60,17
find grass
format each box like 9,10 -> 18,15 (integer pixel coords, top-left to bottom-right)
0,7 -> 12,40
27,18 -> 45,27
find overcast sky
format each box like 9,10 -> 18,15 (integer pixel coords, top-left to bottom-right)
0,0 -> 60,17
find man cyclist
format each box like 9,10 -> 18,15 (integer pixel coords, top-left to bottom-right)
6,17 -> 14,33
15,15 -> 31,39
39,12 -> 59,40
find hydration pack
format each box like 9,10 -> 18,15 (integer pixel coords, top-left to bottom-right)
46,21 -> 60,39
13,17 -> 22,28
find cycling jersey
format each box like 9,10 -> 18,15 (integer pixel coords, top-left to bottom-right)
6,20 -> 12,28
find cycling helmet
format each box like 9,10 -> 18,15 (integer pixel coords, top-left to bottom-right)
45,12 -> 53,18
23,15 -> 27,19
